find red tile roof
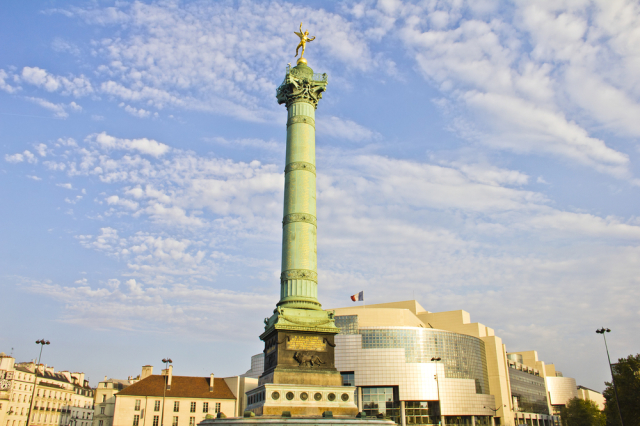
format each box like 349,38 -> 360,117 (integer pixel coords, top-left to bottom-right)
117,376 -> 235,400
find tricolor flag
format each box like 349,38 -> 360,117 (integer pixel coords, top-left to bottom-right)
350,291 -> 364,302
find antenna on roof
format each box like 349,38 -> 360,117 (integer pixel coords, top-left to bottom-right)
427,323 -> 434,329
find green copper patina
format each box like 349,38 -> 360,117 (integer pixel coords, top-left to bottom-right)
261,61 -> 337,339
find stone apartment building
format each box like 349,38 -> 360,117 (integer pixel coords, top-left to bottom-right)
111,366 -> 257,426
93,378 -> 135,426
0,352 -> 94,426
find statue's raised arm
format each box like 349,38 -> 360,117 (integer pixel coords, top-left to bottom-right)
294,22 -> 315,64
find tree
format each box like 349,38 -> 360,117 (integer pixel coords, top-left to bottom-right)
603,353 -> 640,426
561,398 -> 605,426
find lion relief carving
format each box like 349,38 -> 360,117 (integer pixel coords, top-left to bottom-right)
293,351 -> 325,367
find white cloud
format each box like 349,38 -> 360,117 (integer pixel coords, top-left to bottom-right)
461,91 -> 630,177
56,183 -> 74,190
119,103 -> 156,118
348,0 -> 639,179
20,274 -> 274,339
5,150 -> 37,164
25,97 -> 82,119
27,175 -> 42,181
60,1 -> 385,123
0,69 -> 20,94
318,116 -> 381,142
89,131 -> 170,157
35,143 -> 48,157
206,137 -> 282,152
51,38 -> 81,56
21,67 -> 93,97
106,195 -> 139,210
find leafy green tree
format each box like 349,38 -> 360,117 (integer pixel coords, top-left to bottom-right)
561,398 -> 605,426
603,354 -> 640,426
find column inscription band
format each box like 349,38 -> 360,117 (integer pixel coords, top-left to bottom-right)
287,115 -> 315,128
280,269 -> 318,283
284,162 -> 316,175
283,213 -> 317,227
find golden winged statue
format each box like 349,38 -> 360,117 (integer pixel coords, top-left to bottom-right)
294,22 -> 315,63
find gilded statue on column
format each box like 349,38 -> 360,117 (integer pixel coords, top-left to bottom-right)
294,22 -> 315,64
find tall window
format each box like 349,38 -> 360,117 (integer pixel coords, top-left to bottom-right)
135,400 -> 141,411
100,408 -> 105,415
133,415 -> 140,426
153,416 -> 159,426
189,402 -> 195,413
189,418 -> 195,426
362,387 -> 401,424
102,395 -> 106,403
215,403 -> 220,413
154,401 -> 160,412
173,402 -> 179,412
341,372 -> 355,386
99,421 -> 103,426
172,417 -> 178,426
202,403 -> 208,413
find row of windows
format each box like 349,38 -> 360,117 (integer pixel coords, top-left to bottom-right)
12,384 -> 33,392
11,394 -> 31,403
134,400 -> 220,413
144,416 -> 200,426
7,420 -> 91,426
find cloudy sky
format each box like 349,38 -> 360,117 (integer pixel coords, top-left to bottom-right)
1,0 -> 639,391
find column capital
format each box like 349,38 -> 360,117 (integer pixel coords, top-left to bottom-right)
276,63 -> 328,109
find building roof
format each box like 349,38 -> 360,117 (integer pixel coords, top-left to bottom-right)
117,375 -> 235,400
102,379 -> 131,385
39,382 -> 67,390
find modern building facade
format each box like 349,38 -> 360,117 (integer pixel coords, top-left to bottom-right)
241,300 -> 598,426
575,386 -> 605,411
112,365 -> 257,426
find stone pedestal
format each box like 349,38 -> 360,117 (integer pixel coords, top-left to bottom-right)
199,417 -> 395,426
246,384 -> 358,416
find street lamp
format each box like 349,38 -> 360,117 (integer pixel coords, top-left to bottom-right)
160,358 -> 172,426
26,339 -> 50,426
431,357 -> 444,426
596,328 -> 624,426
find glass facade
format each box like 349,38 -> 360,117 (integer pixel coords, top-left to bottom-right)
362,387 -> 400,423
508,368 -> 549,414
347,325 -> 488,395
335,315 -> 359,334
405,401 -> 440,425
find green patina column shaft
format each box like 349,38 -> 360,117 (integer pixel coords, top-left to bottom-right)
276,62 -> 328,311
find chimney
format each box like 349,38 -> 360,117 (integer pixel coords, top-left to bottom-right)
161,365 -> 173,390
209,374 -> 214,392
104,376 -> 107,381
141,365 -> 153,380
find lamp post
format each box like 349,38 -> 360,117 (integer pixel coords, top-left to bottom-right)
26,339 -> 50,426
160,358 -> 172,426
432,357 -> 444,426
485,405 -> 506,426
596,328 -> 624,426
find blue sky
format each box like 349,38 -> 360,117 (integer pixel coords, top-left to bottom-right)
1,0 -> 639,391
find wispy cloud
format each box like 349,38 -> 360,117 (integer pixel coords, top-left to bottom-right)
319,116 -> 381,142
344,0 -> 640,179
25,96 -> 82,118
